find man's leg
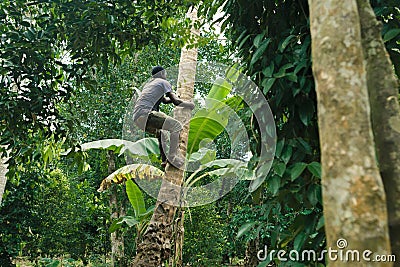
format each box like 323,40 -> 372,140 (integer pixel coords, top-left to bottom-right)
147,111 -> 184,168
156,130 -> 168,168
167,131 -> 185,167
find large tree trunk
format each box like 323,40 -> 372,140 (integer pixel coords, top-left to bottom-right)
309,0 -> 392,266
108,150 -> 126,267
0,151 -> 8,204
132,8 -> 199,267
356,0 -> 400,260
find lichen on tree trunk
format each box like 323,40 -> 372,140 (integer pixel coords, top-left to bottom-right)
356,0 -> 400,260
308,0 -> 392,266
0,152 -> 8,204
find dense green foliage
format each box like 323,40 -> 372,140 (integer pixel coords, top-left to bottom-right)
0,156 -> 110,266
0,42 -> 180,265
200,1 -> 323,265
371,0 -> 400,78
0,0 -> 399,266
0,0 -> 191,182
198,0 -> 399,265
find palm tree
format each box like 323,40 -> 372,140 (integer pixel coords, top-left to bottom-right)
131,7 -> 199,267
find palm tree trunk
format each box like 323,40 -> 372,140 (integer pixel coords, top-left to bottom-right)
132,8 -> 199,267
309,0 -> 392,266
356,0 -> 400,260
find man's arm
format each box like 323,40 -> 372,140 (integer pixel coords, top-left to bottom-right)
164,92 -> 195,109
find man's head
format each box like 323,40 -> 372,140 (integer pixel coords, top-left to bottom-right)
152,66 -> 167,79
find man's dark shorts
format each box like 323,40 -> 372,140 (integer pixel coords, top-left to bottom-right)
134,111 -> 182,135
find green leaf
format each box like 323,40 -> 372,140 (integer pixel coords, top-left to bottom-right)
257,259 -> 272,267
279,34 -> 297,52
307,162 -> 321,178
261,78 -> 276,94
188,146 -> 216,165
273,162 -> 286,177
238,34 -> 251,50
316,216 -> 324,230
274,63 -> 294,78
207,77 -> 232,101
121,216 -> 140,227
236,29 -> 248,47
45,260 -> 60,267
293,231 -> 307,251
188,114 -> 226,154
224,96 -> 244,111
236,222 -> 256,239
249,176 -> 266,193
294,60 -> 308,74
186,159 -> 247,187
250,38 -> 271,66
268,175 -> 281,195
275,139 -> 285,158
307,184 -> 320,206
254,32 -> 265,48
109,218 -> 123,233
21,20 -> 31,27
383,28 -> 400,42
137,206 -> 155,220
280,145 -> 292,164
297,138 -> 312,155
126,180 -> 146,217
286,73 -> 297,82
226,65 -> 241,82
262,63 -> 275,77
299,101 -> 314,126
289,162 -> 307,181
109,216 -> 140,233
202,159 -> 246,169
188,77 -> 237,154
81,138 -> 159,157
188,99 -> 233,153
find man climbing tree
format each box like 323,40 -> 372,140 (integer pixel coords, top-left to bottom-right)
133,66 -> 195,168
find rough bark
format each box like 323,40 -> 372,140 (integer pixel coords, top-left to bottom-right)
244,187 -> 262,267
309,0 -> 392,266
132,8 -> 199,267
356,0 -> 400,260
244,238 -> 259,267
171,208 -> 185,267
0,151 -> 8,204
108,150 -> 126,267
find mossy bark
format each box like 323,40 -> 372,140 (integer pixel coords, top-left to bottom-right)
356,0 -> 400,261
309,0 -> 392,266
